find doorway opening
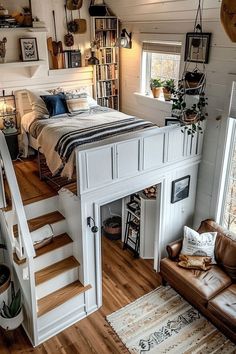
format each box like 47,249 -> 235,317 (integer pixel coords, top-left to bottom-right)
100,183 -> 162,310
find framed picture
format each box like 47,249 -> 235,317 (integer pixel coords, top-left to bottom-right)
184,32 -> 211,64
165,118 -> 181,127
171,175 -> 190,204
19,37 -> 39,62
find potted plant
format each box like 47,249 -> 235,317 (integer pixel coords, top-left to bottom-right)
183,71 -> 206,95
150,78 -> 164,98
163,79 -> 175,101
172,89 -> 208,135
0,283 -> 23,331
0,244 -> 10,296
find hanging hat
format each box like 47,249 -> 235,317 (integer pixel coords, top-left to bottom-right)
66,0 -> 83,11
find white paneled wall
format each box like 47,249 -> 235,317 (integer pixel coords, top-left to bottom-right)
105,0 -> 236,227
0,0 -> 91,92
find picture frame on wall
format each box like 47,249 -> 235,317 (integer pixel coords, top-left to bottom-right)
184,32 -> 211,64
171,175 -> 191,204
165,118 -> 181,127
19,37 -> 39,62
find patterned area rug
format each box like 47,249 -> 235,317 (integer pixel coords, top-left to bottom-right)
106,286 -> 235,353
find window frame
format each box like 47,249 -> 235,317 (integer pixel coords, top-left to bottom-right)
141,44 -> 181,96
218,118 -> 236,228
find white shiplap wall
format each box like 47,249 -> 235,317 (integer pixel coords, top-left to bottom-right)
106,0 -> 235,227
0,0 -> 92,91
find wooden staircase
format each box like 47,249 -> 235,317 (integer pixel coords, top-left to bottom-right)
11,203 -> 91,340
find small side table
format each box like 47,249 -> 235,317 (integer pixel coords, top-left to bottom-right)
3,130 -> 20,160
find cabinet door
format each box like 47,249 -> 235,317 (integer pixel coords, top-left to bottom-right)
167,128 -> 185,162
116,140 -> 140,179
85,146 -> 114,189
143,133 -> 165,170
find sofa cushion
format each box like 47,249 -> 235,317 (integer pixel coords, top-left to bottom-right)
197,219 -> 236,281
208,284 -> 236,331
181,226 -> 217,263
160,258 -> 232,306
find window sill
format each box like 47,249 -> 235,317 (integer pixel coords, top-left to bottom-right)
134,92 -> 172,112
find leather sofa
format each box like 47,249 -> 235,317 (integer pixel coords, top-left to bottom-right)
160,219 -> 236,343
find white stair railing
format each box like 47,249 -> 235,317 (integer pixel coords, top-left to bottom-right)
0,131 -> 35,259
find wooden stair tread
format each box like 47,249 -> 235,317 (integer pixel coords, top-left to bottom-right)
13,233 -> 73,265
35,233 -> 73,257
13,211 -> 65,237
35,256 -> 80,286
37,281 -> 91,317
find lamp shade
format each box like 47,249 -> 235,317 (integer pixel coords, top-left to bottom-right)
116,29 -> 132,49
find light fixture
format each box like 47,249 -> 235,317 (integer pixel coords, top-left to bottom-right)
116,29 -> 132,49
88,51 -> 99,66
0,90 -> 17,133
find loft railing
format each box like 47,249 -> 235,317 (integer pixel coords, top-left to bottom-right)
0,131 -> 35,260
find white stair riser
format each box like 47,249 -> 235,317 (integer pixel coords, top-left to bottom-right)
51,220 -> 67,237
36,267 -> 79,299
24,197 -> 59,220
34,243 -> 73,272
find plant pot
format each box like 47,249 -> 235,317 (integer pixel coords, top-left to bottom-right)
0,265 -> 10,295
182,112 -> 199,124
163,88 -> 172,101
0,308 -> 23,330
184,72 -> 205,95
151,87 -> 162,98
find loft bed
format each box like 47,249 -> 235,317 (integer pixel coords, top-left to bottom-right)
15,86 -> 156,188
15,85 -> 204,197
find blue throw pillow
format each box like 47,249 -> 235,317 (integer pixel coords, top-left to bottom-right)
40,94 -> 69,117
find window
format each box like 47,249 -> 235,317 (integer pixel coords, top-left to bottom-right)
141,42 -> 181,96
219,82 -> 236,232
220,119 -> 236,232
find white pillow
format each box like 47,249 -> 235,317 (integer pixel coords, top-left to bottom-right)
181,226 -> 217,264
66,97 -> 90,113
27,89 -> 51,118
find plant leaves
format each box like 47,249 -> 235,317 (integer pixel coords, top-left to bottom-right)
2,302 -> 12,318
9,289 -> 21,317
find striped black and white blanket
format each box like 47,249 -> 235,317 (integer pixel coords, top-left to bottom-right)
29,108 -> 156,178
55,117 -> 154,163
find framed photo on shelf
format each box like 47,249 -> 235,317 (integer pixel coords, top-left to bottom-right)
171,175 -> 190,204
184,32 -> 211,64
19,37 -> 39,62
165,118 -> 181,127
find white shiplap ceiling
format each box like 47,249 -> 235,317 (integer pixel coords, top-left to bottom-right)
105,0 -> 222,23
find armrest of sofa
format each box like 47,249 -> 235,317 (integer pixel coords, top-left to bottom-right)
166,239 -> 183,260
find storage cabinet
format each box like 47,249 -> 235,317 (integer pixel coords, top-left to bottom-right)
91,16 -> 119,110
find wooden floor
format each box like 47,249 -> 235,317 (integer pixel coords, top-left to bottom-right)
1,158 -> 160,353
0,237 -> 160,353
4,157 -> 76,208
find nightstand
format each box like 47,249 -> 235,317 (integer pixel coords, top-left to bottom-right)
3,130 -> 20,160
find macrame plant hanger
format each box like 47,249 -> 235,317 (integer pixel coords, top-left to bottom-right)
182,0 -> 206,95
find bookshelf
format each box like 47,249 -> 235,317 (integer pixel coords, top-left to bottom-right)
91,16 -> 119,110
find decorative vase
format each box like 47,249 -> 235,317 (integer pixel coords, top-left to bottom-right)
151,87 -> 162,98
0,308 -> 23,330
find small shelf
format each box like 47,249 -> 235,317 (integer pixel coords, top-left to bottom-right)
48,66 -> 93,76
0,27 -> 47,32
0,59 -> 46,77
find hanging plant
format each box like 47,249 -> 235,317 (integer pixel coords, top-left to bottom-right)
171,0 -> 210,135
